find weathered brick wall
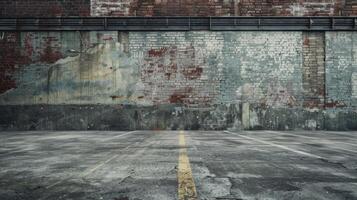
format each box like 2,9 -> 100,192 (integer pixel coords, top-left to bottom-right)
220,32 -> 302,108
1,2 -> 357,131
129,32 -> 301,108
237,0 -> 343,16
1,0 -> 357,17
91,0 -> 132,16
0,0 -> 90,17
91,0 -> 238,16
90,0 -> 357,16
1,30 -> 357,130
2,31 -> 357,109
0,31 -> 302,108
323,31 -> 357,130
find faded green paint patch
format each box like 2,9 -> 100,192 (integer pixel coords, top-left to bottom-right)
325,32 -> 357,108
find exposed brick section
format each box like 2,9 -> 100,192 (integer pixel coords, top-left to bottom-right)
91,0 -> 132,16
132,0 -> 237,16
91,0 -> 351,16
91,0 -> 237,16
0,0 -> 90,17
302,32 -> 326,108
238,0 -> 345,16
0,33 -> 22,94
344,0 -> 357,15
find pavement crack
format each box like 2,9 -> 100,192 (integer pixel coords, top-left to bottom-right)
167,165 -> 178,175
318,158 -> 348,169
118,175 -> 134,185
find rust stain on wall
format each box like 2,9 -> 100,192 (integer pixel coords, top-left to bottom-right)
148,47 -> 168,57
40,37 -> 63,64
181,67 -> 203,80
24,33 -> 34,59
169,93 -> 187,104
325,100 -> 347,108
110,95 -> 125,100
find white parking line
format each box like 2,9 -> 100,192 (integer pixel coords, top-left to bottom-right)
265,131 -> 357,154
266,130 -> 357,146
224,131 -> 324,159
108,130 -> 140,140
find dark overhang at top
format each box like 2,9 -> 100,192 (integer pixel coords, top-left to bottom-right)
1,16 -> 357,31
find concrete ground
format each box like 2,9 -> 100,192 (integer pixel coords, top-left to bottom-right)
0,131 -> 357,200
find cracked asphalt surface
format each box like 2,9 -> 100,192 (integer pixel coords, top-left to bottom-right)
0,130 -> 357,200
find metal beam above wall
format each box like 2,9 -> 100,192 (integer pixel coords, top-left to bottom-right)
1,17 -> 357,31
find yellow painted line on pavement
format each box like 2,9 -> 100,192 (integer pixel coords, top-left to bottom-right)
178,131 -> 197,200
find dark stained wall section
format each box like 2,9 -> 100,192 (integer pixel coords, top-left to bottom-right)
345,0 -> 357,15
0,0 -> 90,17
